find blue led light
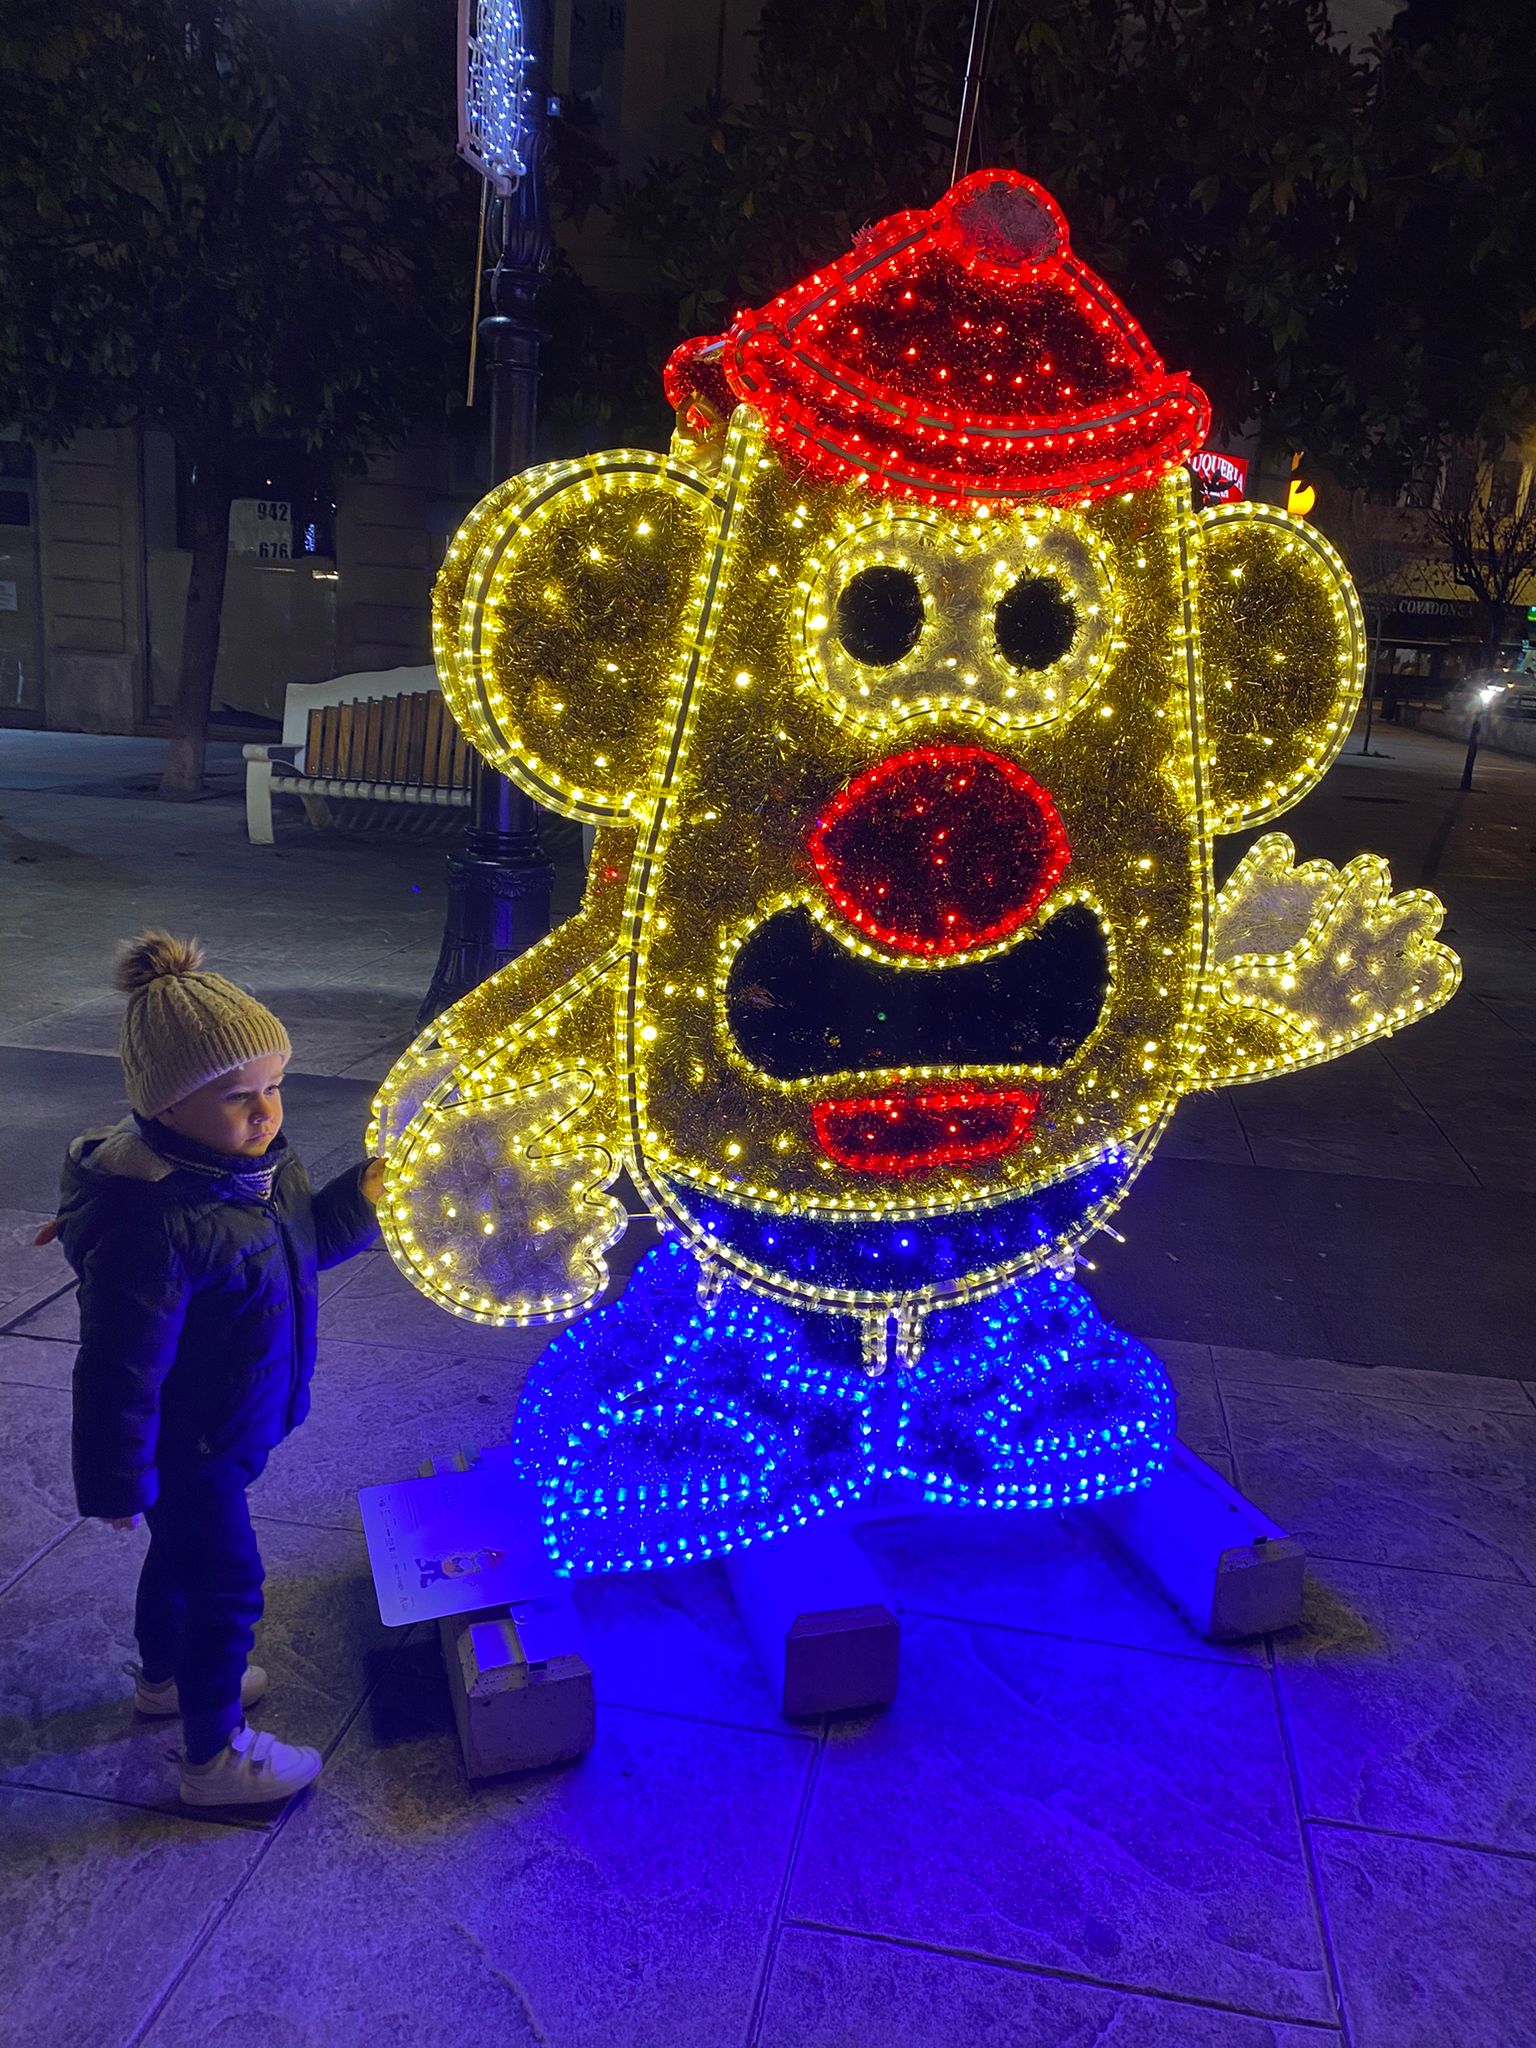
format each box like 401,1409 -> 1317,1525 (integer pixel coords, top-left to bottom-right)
671,1150 -> 1131,1294
508,1238 -> 1175,1577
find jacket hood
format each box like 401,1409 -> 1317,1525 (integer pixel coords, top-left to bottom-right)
64,1119 -> 176,1189
55,1119 -> 291,1270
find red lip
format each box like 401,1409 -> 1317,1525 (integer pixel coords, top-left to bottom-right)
812,1085 -> 1041,1175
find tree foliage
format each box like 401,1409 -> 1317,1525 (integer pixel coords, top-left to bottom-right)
0,0 -> 470,450
0,0 -> 474,787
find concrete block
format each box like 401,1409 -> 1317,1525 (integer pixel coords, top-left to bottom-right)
726,1521 -> 900,1719
1083,1441 -> 1304,1640
363,1451 -> 597,1782
439,1602 -> 595,1781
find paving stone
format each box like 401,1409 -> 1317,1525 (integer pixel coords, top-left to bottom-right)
142,1665 -> 812,2048
572,1558 -> 783,1732
0,1331 -> 74,1391
1312,1826 -> 1536,2048
760,1926 -> 1342,2048
0,1515 -> 391,1816
0,1206 -> 70,1325
1224,1382 -> 1536,1583
1213,1347 -> 1531,1411
0,1784 -> 258,2048
0,1381 -> 76,1591
1157,1090 -> 1255,1167
854,1504 -> 1263,1666
1274,1562 -> 1536,1853
318,1251 -> 546,1358
1157,1337 -> 1230,1459
1231,1047 -> 1475,1187
1095,1160 -> 1536,1378
1088,1159 -> 1334,1358
2,1289 -> 80,1342
790,1615 -> 1331,2021
1299,1175 -> 1535,1375
248,1335 -> 543,1532
1382,999 -> 1536,1196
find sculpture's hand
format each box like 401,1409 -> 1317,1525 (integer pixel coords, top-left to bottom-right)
1193,832 -> 1460,1088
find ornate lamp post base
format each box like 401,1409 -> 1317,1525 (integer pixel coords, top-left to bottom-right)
418,761 -> 555,1026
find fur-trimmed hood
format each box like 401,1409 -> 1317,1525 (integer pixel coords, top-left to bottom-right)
64,1118 -> 177,1186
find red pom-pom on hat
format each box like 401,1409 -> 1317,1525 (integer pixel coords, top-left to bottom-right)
663,168 -> 1210,506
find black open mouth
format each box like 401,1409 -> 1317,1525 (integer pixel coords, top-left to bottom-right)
725,901 -> 1110,1082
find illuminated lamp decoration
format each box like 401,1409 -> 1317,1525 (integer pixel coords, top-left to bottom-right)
370,167 -> 1460,1580
457,0 -> 532,196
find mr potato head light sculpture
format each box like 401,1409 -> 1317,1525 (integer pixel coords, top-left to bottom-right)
371,170 -> 1459,1577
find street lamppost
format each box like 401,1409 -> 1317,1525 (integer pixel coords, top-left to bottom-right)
420,0 -> 555,1026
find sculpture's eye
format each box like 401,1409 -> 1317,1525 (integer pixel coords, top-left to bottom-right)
835,565 -> 926,667
994,575 -> 1078,671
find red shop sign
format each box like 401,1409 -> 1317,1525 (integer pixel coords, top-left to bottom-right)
1189,450 -> 1249,503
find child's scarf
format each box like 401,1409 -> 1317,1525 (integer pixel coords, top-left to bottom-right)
134,1115 -> 287,1204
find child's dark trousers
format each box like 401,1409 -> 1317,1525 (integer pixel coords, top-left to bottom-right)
134,1447 -> 269,1764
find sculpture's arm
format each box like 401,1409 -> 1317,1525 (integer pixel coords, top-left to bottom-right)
372,935 -> 631,1328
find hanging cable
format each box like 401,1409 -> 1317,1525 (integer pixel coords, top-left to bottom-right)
951,0 -> 997,187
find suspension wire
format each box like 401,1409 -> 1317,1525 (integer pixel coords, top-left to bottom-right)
950,0 -> 998,187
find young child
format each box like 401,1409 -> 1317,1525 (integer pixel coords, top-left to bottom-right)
51,931 -> 383,1807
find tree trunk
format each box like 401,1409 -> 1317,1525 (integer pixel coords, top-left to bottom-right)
160,450 -> 231,798
1481,601 -> 1509,667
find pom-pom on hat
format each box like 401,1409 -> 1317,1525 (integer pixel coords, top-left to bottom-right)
664,167 -> 1210,507
114,931 -> 291,1119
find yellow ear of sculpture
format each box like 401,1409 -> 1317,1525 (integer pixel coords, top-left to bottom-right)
433,448 -> 731,824
1195,832 -> 1461,1087
1198,503 -> 1366,834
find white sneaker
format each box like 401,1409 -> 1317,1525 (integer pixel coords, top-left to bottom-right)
179,1723 -> 322,1807
127,1661 -> 269,1717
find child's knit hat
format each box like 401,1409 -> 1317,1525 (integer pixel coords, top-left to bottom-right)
114,931 -> 291,1118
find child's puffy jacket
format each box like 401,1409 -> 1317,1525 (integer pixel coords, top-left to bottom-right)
55,1120 -> 379,1517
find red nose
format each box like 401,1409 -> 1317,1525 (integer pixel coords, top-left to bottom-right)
808,744 -> 1070,957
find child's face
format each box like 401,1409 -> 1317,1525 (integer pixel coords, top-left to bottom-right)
159,1053 -> 288,1157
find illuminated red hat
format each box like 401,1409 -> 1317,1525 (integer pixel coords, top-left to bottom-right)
664,168 -> 1210,507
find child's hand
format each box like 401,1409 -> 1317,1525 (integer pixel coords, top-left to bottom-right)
361,1158 -> 386,1206
101,1515 -> 141,1532
33,1219 -> 58,1247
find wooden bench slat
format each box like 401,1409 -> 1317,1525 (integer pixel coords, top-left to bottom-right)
364,697 -> 385,782
318,704 -> 340,780
432,694 -> 457,789
386,695 -> 410,784
406,691 -> 429,785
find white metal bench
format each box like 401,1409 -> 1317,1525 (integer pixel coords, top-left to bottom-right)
242,666 -> 473,843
